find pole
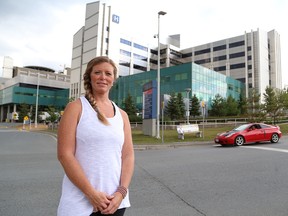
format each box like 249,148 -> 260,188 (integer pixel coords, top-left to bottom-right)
156,11 -> 166,139
202,101 -> 205,139
162,103 -> 164,143
35,73 -> 39,128
185,88 -> 191,124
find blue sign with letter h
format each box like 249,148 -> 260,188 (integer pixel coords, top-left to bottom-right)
112,14 -> 119,24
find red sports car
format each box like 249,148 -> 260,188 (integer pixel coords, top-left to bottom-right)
214,123 -> 282,146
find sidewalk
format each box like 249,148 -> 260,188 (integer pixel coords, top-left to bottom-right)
133,140 -> 212,150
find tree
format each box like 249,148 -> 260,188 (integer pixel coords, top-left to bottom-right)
226,95 -> 239,116
281,88 -> 288,110
246,88 -> 265,122
176,93 -> 185,119
123,93 -> 140,122
45,106 -> 59,123
210,94 -> 226,117
123,93 -> 137,116
263,86 -> 284,124
165,92 -> 183,120
18,103 -> 30,122
190,94 -> 201,117
238,93 -> 247,115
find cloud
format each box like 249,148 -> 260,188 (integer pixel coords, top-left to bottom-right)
0,0 -> 287,86
0,0 -> 86,71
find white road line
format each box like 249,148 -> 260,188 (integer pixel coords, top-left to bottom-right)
242,146 -> 288,153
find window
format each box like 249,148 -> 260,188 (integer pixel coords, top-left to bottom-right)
195,48 -> 210,55
150,49 -> 157,55
182,52 -> 192,58
120,49 -> 131,57
170,49 -> 182,58
230,63 -> 245,69
119,60 -> 130,67
229,52 -> 245,59
133,53 -> 147,61
237,78 -> 245,83
213,44 -> 226,51
214,66 -> 226,71
194,58 -> 211,64
133,43 -> 148,51
150,59 -> 157,64
213,55 -> 226,61
133,64 -> 146,71
175,73 -> 187,81
120,38 -> 132,46
229,41 -> 244,48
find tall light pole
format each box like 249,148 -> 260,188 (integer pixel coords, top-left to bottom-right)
156,10 -> 166,139
185,88 -> 191,124
35,73 -> 40,128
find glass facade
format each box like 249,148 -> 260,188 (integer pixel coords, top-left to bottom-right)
0,85 -> 69,109
110,62 -> 245,111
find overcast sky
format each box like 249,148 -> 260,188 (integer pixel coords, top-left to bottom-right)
0,0 -> 287,86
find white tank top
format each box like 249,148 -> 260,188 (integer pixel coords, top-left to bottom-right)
57,96 -> 130,216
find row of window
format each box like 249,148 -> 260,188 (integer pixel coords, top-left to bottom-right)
183,44 -> 252,58
120,49 -> 147,60
120,38 -> 148,51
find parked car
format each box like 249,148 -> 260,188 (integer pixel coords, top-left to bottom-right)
214,123 -> 282,146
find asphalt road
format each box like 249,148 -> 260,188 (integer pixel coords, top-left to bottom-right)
1,127 -> 288,216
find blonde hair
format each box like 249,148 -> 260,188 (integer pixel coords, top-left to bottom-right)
83,56 -> 118,125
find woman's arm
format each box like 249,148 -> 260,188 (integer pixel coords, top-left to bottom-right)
119,109 -> 135,190
57,99 -> 112,211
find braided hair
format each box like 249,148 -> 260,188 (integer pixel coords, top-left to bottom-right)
83,56 -> 118,125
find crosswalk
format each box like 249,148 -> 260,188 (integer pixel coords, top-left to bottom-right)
241,146 -> 288,153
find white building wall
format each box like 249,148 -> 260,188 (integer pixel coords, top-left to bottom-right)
268,30 -> 282,89
70,27 -> 84,99
256,29 -> 270,101
2,56 -> 13,78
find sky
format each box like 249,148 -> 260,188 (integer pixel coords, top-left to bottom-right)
0,0 -> 287,86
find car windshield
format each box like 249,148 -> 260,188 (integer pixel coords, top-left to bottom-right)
232,124 -> 250,131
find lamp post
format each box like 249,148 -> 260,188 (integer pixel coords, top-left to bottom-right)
35,73 -> 40,128
185,88 -> 191,124
156,10 -> 166,139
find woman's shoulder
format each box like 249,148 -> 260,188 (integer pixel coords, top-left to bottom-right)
64,98 -> 82,113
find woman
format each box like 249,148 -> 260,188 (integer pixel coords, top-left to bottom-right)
57,56 -> 134,216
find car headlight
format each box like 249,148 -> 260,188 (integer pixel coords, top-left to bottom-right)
225,132 -> 235,138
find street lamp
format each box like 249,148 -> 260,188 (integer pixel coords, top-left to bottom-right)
156,10 -> 166,139
185,88 -> 191,124
35,73 -> 40,128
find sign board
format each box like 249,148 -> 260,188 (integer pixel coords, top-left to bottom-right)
142,80 -> 157,119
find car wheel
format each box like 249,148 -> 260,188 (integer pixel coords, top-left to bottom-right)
271,133 -> 279,143
234,136 -> 245,146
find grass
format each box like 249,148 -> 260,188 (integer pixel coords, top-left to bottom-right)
132,123 -> 288,145
31,122 -> 288,145
132,125 -> 232,144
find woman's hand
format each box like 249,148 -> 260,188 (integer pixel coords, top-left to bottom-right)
88,190 -> 114,213
100,192 -> 123,214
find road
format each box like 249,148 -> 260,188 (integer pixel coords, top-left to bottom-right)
0,127 -> 288,216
